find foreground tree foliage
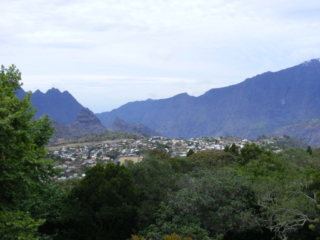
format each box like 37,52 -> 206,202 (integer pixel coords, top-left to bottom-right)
61,163 -> 139,240
238,145 -> 320,239
126,157 -> 178,230
148,148 -> 171,160
142,170 -> 259,240
0,65 -> 60,239
131,232 -> 193,240
131,146 -> 320,240
188,149 -> 236,169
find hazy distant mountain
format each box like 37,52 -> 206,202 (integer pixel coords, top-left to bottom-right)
96,59 -> 320,143
17,88 -> 84,125
270,121 -> 320,148
108,117 -> 162,136
257,135 -> 309,149
50,108 -> 108,143
68,108 -> 107,138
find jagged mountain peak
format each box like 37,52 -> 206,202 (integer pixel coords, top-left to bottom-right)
62,90 -> 73,95
46,87 -> 61,94
33,89 -> 43,94
17,87 -> 84,125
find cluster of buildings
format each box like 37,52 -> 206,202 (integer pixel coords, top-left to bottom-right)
50,136 -> 280,180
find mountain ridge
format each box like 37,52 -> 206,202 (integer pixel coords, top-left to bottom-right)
16,59 -> 320,147
96,58 -> 320,143
17,87 -> 84,125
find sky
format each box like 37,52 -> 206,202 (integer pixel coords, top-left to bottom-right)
1,0 -> 320,113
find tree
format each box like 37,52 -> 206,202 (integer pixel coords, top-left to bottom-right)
186,149 -> 194,157
253,177 -> 319,240
223,144 -> 230,152
55,177 -> 82,193
230,143 -> 240,156
163,233 -> 191,240
127,158 -> 178,230
143,170 -> 259,240
131,233 -> 193,240
166,158 -> 182,173
242,147 -> 320,239
188,149 -> 236,169
0,65 -> 58,239
148,148 -> 171,160
307,146 -> 313,156
167,157 -> 194,174
239,143 -> 268,165
224,143 -> 239,156
244,153 -> 286,179
62,163 -> 139,240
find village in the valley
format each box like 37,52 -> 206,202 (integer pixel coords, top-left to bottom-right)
48,135 -> 283,180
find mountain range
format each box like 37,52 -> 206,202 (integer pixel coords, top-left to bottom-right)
16,88 -> 162,142
96,59 -> 320,144
17,88 -> 84,125
18,58 -> 320,147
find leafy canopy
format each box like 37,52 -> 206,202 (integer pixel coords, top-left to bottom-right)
0,65 -> 57,239
62,163 -> 140,240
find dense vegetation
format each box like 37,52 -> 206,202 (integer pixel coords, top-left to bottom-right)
2,65 -> 320,240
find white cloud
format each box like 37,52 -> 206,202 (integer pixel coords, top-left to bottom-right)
1,0 -> 320,112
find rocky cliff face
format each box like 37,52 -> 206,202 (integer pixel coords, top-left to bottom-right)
68,108 -> 107,138
50,108 -> 108,142
108,117 -> 162,136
